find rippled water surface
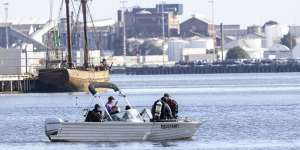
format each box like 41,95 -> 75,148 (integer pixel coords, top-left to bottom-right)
1,73 -> 300,150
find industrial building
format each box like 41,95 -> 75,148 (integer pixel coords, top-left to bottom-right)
180,15 -> 214,38
264,24 -> 289,48
223,35 -> 265,59
167,37 -> 215,62
264,44 -> 292,59
121,4 -> 183,38
52,18 -> 116,52
292,44 -> 300,59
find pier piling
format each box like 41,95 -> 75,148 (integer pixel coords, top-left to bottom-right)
0,75 -> 33,93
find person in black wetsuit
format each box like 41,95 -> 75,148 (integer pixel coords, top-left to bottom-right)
162,93 -> 179,119
109,106 -> 121,121
85,104 -> 103,122
151,97 -> 173,121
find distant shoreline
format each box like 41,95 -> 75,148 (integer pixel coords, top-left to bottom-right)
124,63 -> 300,75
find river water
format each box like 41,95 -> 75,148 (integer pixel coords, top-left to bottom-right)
1,73 -> 300,150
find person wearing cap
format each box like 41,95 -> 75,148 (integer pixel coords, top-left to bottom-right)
109,106 -> 121,121
85,104 -> 103,122
151,94 -> 173,121
161,93 -> 178,119
105,96 -> 116,113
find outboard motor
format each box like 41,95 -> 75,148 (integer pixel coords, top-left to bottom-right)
45,118 -> 63,139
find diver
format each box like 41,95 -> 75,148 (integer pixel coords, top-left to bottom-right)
85,104 -> 103,122
151,97 -> 173,122
122,105 -> 133,120
161,93 -> 179,119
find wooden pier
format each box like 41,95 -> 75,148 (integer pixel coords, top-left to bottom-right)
0,75 -> 34,93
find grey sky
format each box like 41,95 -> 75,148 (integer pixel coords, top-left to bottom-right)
2,0 -> 299,27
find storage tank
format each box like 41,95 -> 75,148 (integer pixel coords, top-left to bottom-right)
293,45 -> 300,59
243,38 -> 264,59
167,39 -> 187,62
188,38 -> 214,50
265,24 -> 289,48
242,38 -> 262,50
247,25 -> 262,34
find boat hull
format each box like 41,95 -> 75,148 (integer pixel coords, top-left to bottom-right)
46,121 -> 201,142
38,68 -> 109,92
67,69 -> 109,92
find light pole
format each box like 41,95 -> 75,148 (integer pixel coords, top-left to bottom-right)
208,0 -> 216,61
2,2 -> 9,49
161,0 -> 166,65
120,0 -> 127,67
220,23 -> 224,61
49,0 -> 54,21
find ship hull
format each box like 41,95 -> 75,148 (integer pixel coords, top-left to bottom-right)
67,69 -> 109,92
38,68 -> 109,93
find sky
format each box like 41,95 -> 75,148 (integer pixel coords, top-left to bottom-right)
1,0 -> 299,28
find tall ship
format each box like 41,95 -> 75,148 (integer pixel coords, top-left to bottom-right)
38,0 -> 109,92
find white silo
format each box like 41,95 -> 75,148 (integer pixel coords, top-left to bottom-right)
265,24 -> 289,48
292,45 -> 300,59
167,39 -> 188,62
189,38 -> 214,50
242,38 -> 264,59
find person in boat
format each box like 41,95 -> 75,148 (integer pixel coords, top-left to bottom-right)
161,93 -> 179,119
105,96 -> 116,114
100,58 -> 112,71
122,105 -> 144,122
122,105 -> 132,120
85,104 -> 103,122
109,106 -> 121,121
151,97 -> 173,121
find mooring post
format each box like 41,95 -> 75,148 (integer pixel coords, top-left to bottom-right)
24,79 -> 27,92
24,79 -> 27,93
10,80 -> 13,93
28,79 -> 31,91
1,82 -> 3,92
19,80 -> 23,92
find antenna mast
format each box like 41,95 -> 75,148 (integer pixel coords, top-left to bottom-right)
81,0 -> 89,69
49,0 -> 54,21
121,0 -> 127,66
65,0 -> 73,68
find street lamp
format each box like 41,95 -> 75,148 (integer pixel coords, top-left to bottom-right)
161,0 -> 166,65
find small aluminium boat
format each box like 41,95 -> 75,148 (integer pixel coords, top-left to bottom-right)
45,82 -> 202,142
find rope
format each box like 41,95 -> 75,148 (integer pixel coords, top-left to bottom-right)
86,3 -> 103,63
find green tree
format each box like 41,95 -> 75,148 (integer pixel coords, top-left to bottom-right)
280,32 -> 296,49
226,47 -> 250,60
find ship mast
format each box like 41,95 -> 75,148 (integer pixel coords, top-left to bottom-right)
65,0 -> 73,68
81,0 -> 89,69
